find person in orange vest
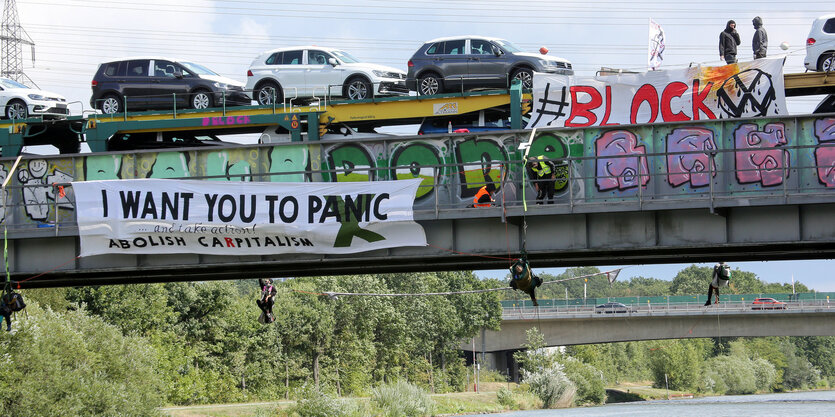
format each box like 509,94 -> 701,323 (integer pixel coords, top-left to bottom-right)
473,182 -> 496,207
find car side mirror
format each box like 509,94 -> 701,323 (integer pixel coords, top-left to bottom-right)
328,58 -> 338,66
494,48 -> 503,57
173,71 -> 184,79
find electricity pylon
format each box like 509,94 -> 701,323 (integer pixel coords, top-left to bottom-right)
1,0 -> 35,85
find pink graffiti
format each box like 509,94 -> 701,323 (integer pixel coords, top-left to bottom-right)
202,115 -> 251,126
734,123 -> 788,186
666,127 -> 716,188
813,118 -> 835,187
595,130 -> 650,191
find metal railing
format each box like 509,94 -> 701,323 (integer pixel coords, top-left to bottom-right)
1,137 -> 835,234
501,298 -> 834,320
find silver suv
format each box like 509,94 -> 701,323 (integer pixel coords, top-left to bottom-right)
406,36 -> 572,95
245,46 -> 408,104
804,14 -> 835,72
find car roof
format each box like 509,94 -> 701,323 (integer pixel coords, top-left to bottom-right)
259,46 -> 343,55
424,35 -> 505,44
814,13 -> 835,21
103,56 -> 183,63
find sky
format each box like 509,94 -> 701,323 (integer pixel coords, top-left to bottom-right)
12,0 -> 835,291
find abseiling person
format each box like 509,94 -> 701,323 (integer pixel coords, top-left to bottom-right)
705,261 -> 731,306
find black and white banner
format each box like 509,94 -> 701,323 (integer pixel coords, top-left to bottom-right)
73,179 -> 427,256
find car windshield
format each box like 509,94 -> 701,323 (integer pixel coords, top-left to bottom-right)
331,50 -> 360,64
0,78 -> 30,89
493,39 -> 522,53
179,62 -> 220,76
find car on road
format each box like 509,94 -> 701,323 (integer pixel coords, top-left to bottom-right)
751,297 -> 787,310
90,57 -> 251,114
245,46 -> 408,105
595,302 -> 636,314
0,77 -> 69,120
406,35 -> 573,96
804,14 -> 835,72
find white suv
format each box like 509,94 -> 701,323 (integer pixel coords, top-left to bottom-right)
804,14 -> 835,72
245,46 -> 408,104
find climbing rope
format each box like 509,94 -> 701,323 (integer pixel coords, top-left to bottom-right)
292,267 -> 626,299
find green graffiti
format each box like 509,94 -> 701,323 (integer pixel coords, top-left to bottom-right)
206,151 -> 252,181
390,143 -> 442,200
332,196 -> 385,247
530,133 -> 571,191
148,152 -> 190,179
327,144 -> 374,183
84,155 -> 122,180
454,138 -> 507,197
269,145 -> 308,182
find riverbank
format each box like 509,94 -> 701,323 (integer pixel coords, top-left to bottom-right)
160,381 -> 700,417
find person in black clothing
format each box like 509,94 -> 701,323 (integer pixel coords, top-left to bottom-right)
526,156 -> 556,204
256,278 -> 277,323
719,20 -> 741,64
752,16 -> 768,59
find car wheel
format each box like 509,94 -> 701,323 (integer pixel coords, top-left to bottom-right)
256,81 -> 282,105
344,77 -> 373,100
192,90 -> 213,109
100,94 -> 122,114
819,53 -> 835,72
418,73 -> 442,96
5,99 -> 28,120
511,68 -> 534,89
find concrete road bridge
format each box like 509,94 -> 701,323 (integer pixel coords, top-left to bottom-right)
468,296 -> 835,379
2,113 -> 835,287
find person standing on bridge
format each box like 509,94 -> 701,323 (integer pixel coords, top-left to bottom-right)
719,20 -> 741,64
526,156 -> 556,204
256,278 -> 277,323
752,16 -> 768,59
705,261 -> 731,306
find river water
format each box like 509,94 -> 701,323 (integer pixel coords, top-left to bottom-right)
465,390 -> 835,416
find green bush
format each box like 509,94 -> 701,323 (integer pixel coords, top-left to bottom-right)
707,355 -> 757,394
496,386 -> 517,409
523,365 -> 576,409
287,387 -> 350,417
559,357 -> 605,405
0,303 -> 164,417
752,358 -> 777,391
371,380 -> 433,417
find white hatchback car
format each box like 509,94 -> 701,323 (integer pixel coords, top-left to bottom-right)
804,14 -> 835,72
0,77 -> 69,120
245,46 -> 408,104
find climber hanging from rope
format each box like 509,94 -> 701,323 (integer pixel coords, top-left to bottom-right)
256,278 -> 277,324
509,257 -> 543,306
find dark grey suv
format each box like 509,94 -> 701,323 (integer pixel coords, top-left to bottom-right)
406,36 -> 572,95
90,57 -> 251,114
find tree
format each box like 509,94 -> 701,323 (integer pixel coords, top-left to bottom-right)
670,265 -> 712,295
0,303 -> 164,417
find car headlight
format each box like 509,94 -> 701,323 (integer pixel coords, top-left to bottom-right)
538,59 -> 557,68
372,70 -> 403,78
212,82 -> 229,89
28,94 -> 46,100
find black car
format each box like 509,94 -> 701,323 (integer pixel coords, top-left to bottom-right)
595,302 -> 635,314
406,36 -> 573,96
90,58 -> 251,114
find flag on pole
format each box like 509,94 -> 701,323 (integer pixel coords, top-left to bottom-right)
649,18 -> 665,70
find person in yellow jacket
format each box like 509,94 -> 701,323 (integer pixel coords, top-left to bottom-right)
526,156 -> 556,204
472,182 -> 496,207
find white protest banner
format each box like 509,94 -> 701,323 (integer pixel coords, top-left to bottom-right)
527,57 -> 787,128
72,178 -> 427,256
